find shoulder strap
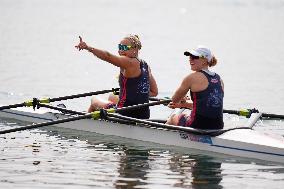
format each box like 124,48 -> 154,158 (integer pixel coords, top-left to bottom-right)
137,58 -> 148,69
199,70 -> 211,81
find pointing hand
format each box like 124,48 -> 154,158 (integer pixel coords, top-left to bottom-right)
75,36 -> 88,51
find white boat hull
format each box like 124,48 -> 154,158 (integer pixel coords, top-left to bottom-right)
1,107 -> 284,164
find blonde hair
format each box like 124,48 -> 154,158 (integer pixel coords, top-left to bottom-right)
124,34 -> 142,50
209,56 -> 218,67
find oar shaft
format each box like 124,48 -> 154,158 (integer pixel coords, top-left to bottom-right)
49,88 -> 119,102
0,114 -> 92,134
0,103 -> 26,111
262,113 -> 284,119
223,109 -> 240,115
38,103 -> 85,115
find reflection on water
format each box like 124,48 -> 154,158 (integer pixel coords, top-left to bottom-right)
50,127 -> 225,189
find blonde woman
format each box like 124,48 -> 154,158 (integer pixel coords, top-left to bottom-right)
75,35 -> 158,119
166,46 -> 224,130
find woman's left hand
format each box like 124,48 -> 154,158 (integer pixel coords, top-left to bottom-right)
75,36 -> 88,51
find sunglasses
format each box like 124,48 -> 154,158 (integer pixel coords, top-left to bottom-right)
189,55 -> 200,60
118,44 -> 132,51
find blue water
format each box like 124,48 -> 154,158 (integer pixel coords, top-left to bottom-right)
1,0 -> 284,188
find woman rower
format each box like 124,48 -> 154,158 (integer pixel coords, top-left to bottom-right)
166,46 -> 224,130
75,35 -> 158,119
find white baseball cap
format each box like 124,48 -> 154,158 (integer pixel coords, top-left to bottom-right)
184,45 -> 213,62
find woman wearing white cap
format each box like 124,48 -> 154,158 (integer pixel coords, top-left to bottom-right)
166,46 -> 224,130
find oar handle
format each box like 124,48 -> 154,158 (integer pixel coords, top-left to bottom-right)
149,97 -> 171,102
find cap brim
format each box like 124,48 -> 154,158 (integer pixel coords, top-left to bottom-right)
184,51 -> 191,56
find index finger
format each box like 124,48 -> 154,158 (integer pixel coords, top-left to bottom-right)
79,36 -> 82,42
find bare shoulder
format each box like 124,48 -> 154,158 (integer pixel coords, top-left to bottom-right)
109,55 -> 138,69
180,73 -> 194,87
185,72 -> 202,82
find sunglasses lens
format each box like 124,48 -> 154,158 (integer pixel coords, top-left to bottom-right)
118,44 -> 130,51
190,55 -> 199,60
118,44 -> 123,50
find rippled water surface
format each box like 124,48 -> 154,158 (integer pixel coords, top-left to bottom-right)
1,0 -> 284,188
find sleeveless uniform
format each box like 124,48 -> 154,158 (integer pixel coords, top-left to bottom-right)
116,58 -> 150,119
178,70 -> 224,129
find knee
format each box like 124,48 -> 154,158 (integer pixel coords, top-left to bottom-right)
166,115 -> 176,125
108,94 -> 119,104
89,97 -> 100,109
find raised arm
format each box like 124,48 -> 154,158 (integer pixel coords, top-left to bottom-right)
75,36 -> 133,69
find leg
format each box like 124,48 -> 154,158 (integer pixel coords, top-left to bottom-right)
166,114 -> 180,125
88,96 -> 113,113
108,94 -> 119,104
166,108 -> 185,125
166,109 -> 191,126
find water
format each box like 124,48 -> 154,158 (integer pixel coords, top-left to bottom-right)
1,0 -> 284,188
1,123 -> 284,189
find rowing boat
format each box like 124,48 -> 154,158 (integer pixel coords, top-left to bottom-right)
0,106 -> 284,164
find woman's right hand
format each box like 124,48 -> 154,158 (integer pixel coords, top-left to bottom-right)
168,101 -> 193,109
168,102 -> 181,109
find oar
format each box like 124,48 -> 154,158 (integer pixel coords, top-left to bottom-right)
105,112 -> 253,137
37,103 -> 85,115
222,108 -> 284,119
0,99 -> 171,134
0,114 -> 92,134
150,97 -> 284,119
47,88 -> 119,102
0,88 -> 119,111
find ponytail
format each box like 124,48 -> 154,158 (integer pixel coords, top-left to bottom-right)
209,56 -> 217,67
125,34 -> 142,50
